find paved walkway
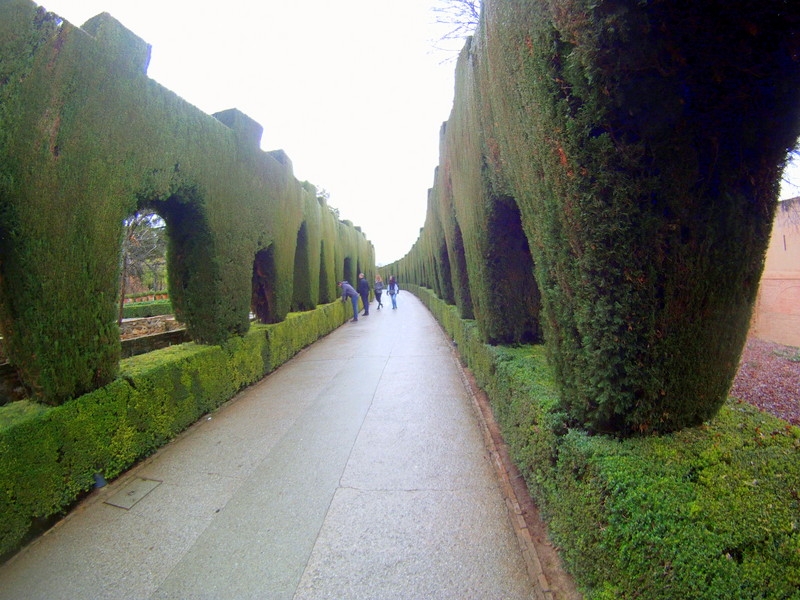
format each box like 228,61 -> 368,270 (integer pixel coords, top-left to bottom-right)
0,293 -> 548,599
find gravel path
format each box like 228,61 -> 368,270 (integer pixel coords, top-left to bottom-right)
731,337 -> 800,425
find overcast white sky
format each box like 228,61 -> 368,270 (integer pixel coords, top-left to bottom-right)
782,155 -> 800,201
33,1 -> 800,263
38,0 -> 465,265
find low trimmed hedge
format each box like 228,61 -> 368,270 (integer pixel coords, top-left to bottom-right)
122,299 -> 173,319
0,300 -> 348,561
411,285 -> 800,599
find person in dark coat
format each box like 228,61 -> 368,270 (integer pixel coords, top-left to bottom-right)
338,280 -> 360,322
374,274 -> 384,309
357,273 -> 370,316
387,276 -> 400,309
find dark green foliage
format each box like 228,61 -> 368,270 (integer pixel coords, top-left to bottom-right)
414,285 -> 800,599
480,0 -> 800,434
435,239 -> 455,304
292,222 -> 314,311
252,246 -> 279,324
439,41 -> 543,344
318,241 -> 332,304
0,5 -> 125,401
479,195 -> 541,343
342,256 -> 354,285
155,194 -> 232,344
0,298 -> 350,560
543,405 -> 800,599
449,220 -> 474,318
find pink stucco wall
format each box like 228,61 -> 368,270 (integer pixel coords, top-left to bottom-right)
750,197 -> 800,347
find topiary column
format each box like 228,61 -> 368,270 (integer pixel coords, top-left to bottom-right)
482,0 -> 800,434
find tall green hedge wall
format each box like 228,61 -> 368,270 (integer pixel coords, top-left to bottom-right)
384,0 -> 800,435
0,0 -> 374,405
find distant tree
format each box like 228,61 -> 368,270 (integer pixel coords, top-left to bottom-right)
783,196 -> 800,228
118,212 -> 167,323
773,150 -> 800,228
432,0 -> 481,47
314,186 -> 340,220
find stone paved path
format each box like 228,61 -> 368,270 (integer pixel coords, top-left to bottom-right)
0,293 -> 566,599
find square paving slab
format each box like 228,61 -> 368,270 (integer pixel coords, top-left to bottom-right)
104,477 -> 162,510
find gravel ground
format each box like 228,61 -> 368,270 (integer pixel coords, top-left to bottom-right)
730,337 -> 800,425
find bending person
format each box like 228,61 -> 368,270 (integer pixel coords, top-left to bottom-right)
338,280 -> 360,322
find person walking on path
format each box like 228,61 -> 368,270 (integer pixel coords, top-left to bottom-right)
338,280 -> 360,322
387,276 -> 400,309
374,275 -> 385,309
357,273 -> 370,316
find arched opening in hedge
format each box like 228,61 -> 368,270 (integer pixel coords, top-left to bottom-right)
318,241 -> 332,304
343,256 -> 354,285
436,238 -> 455,304
144,192 -> 219,343
117,211 -> 168,321
450,220 -> 473,319
251,245 -> 278,324
483,195 -> 541,344
0,205 -> 16,368
292,221 -> 312,311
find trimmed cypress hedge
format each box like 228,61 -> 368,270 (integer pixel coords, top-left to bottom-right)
388,0 -> 800,435
441,37 -> 542,344
122,300 -> 173,319
0,1 -> 374,405
481,0 -> 800,435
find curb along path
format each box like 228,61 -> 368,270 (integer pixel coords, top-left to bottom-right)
455,359 -> 581,600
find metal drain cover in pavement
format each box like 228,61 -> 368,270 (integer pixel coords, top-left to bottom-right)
104,477 -> 162,509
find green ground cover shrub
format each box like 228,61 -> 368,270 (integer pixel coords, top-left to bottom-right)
411,286 -> 800,599
122,299 -> 173,319
544,402 -> 800,600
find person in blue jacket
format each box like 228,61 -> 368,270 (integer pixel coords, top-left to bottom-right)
338,280 -> 360,322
